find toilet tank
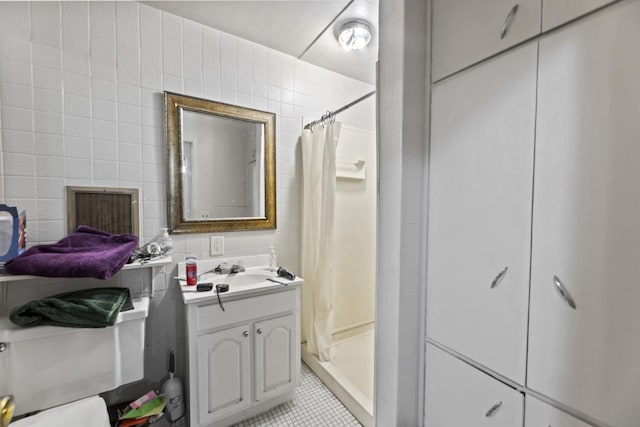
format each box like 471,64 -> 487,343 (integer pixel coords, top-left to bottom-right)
0,297 -> 149,416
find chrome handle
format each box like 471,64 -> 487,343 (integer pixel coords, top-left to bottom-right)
0,343 -> 6,352
490,266 -> 508,289
485,400 -> 503,417
553,275 -> 576,309
500,4 -> 519,39
257,328 -> 262,335
242,331 -> 249,338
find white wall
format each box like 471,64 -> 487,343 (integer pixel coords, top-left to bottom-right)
332,120 -> 377,332
0,0 -> 374,405
376,0 -> 429,425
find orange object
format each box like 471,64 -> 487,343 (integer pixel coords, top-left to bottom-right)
118,416 -> 149,427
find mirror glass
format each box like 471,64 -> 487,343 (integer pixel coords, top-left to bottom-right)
165,92 -> 276,234
0,212 -> 13,257
181,111 -> 265,220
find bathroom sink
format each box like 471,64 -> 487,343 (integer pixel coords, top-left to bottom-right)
204,270 -> 275,288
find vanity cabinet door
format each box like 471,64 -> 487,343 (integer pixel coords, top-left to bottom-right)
197,324 -> 251,425
427,43 -> 537,384
254,314 -> 298,402
432,0 -> 541,80
542,0 -> 615,31
524,397 -> 590,427
528,3 -> 640,426
425,344 -> 523,427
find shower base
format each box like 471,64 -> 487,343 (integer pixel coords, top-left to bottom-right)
301,323 -> 374,427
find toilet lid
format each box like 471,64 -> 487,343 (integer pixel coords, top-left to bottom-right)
10,396 -> 109,427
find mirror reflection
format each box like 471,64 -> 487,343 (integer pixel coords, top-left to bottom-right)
165,92 -> 276,234
181,111 -> 265,220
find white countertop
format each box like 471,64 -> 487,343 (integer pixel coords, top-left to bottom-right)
178,266 -> 304,304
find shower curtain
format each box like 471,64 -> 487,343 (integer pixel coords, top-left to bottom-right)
301,121 -> 341,362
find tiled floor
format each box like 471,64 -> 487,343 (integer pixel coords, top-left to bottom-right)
233,363 -> 362,427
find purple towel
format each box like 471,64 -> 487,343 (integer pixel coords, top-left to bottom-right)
5,226 -> 138,279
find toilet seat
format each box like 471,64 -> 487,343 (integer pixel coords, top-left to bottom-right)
10,396 -> 109,427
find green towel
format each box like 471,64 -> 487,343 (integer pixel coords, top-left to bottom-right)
9,287 -> 134,328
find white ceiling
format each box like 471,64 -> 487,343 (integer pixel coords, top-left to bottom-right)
143,0 -> 378,84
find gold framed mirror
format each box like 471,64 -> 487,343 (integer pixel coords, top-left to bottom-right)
165,92 -> 276,234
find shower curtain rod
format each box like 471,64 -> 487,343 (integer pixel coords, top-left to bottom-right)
303,90 -> 376,130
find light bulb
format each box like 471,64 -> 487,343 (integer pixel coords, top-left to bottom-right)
337,20 -> 372,51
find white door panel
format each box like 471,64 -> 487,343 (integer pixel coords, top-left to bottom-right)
428,42 -> 537,384
529,3 -> 640,426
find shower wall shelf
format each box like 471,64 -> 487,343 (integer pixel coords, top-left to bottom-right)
337,158 -> 366,181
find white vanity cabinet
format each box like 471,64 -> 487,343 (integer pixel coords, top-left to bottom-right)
432,0 -> 541,80
542,0 -> 616,30
181,262 -> 302,427
427,42 -> 537,384
425,344 -> 524,427
528,3 -> 640,426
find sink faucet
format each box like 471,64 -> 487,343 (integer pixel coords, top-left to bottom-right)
229,262 -> 245,274
214,261 -> 245,274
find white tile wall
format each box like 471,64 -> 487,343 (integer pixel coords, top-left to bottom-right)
0,0 -> 374,406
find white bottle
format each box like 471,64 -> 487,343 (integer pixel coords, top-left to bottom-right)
161,351 -> 185,422
269,246 -> 277,272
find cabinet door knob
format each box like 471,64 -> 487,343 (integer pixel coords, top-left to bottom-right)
242,331 -> 249,337
553,275 -> 577,310
485,400 -> 502,417
500,4 -> 519,39
257,328 -> 263,334
490,266 -> 509,289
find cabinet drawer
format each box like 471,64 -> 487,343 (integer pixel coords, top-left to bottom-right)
432,0 -> 541,81
542,0 -> 615,31
525,396 -> 590,427
425,343 -> 523,427
197,289 -> 297,332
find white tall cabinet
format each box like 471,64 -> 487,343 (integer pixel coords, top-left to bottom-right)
426,1 -> 640,426
528,3 -> 640,426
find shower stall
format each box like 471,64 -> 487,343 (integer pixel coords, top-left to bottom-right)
300,94 -> 376,427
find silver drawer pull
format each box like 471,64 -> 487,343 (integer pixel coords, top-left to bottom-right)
242,331 -> 249,338
490,266 -> 508,289
485,400 -> 502,417
257,328 -> 263,335
553,275 -> 577,310
500,4 -> 519,39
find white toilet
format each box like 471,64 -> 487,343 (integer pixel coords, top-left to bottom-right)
0,297 -> 150,426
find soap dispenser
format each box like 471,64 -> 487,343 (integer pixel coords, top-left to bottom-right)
269,246 -> 277,272
159,228 -> 174,255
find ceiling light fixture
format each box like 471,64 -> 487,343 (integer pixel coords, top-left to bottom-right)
337,20 -> 372,52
